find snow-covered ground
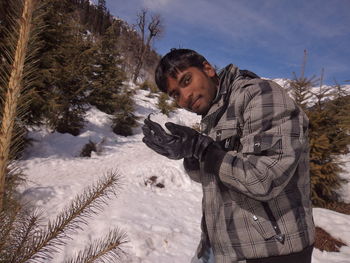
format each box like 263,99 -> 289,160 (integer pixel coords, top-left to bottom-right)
18,85 -> 350,262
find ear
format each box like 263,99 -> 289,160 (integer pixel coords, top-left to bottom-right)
202,61 -> 216,78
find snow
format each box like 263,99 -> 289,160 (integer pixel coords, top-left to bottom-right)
312,208 -> 350,263
271,79 -> 350,107
18,84 -> 350,262
339,152 -> 350,203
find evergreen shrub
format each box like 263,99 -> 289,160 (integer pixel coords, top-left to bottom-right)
111,92 -> 138,136
157,93 -> 176,116
288,74 -> 350,207
80,140 -> 97,157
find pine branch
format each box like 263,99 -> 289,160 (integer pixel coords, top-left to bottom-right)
1,165 -> 26,213
8,211 -> 41,263
0,0 -> 37,211
64,228 -> 128,263
0,1 -> 129,262
18,170 -> 123,263
0,204 -> 22,254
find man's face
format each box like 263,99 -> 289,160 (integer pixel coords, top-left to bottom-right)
166,62 -> 217,115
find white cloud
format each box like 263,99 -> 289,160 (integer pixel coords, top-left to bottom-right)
141,0 -> 172,10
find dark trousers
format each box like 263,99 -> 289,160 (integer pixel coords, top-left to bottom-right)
246,245 -> 314,263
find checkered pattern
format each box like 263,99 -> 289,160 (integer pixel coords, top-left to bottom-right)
184,64 -> 315,263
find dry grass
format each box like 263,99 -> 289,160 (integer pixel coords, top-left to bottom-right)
314,201 -> 350,252
315,226 -> 346,252
325,201 -> 350,215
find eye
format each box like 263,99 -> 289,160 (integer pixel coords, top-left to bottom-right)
184,74 -> 191,86
169,90 -> 179,101
173,92 -> 180,101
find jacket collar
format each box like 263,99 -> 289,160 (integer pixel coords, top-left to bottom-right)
203,64 -> 242,117
200,64 -> 242,133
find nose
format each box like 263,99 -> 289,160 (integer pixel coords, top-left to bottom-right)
178,89 -> 193,109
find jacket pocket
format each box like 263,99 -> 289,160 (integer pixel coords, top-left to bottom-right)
245,198 -> 285,242
209,118 -> 239,142
248,205 -> 278,240
241,134 -> 282,155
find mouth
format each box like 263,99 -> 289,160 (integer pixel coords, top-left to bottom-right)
190,96 -> 201,111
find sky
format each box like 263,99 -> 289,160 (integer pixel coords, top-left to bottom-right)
104,0 -> 350,85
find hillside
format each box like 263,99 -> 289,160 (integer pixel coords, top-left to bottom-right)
18,82 -> 350,263
1,1 -> 349,262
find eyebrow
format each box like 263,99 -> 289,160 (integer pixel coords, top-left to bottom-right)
167,70 -> 189,97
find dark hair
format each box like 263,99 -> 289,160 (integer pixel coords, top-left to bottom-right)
155,48 -> 207,92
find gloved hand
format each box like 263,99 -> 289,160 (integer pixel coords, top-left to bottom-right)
142,114 -> 213,160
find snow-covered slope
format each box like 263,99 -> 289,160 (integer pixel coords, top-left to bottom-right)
18,84 -> 350,262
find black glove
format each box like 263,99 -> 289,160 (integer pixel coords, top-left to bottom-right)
142,115 -> 213,160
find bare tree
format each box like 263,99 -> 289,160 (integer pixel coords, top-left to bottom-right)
132,9 -> 163,83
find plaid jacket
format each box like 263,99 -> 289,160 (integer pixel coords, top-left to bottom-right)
184,64 -> 315,263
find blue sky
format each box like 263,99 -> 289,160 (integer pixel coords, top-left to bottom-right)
105,0 -> 350,85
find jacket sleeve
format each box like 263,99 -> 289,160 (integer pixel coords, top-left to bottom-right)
183,157 -> 201,183
202,80 -> 309,201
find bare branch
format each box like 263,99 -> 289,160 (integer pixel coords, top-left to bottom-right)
148,14 -> 162,39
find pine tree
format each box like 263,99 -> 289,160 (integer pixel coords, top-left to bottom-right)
51,33 -> 95,135
288,51 -> 350,207
329,82 -> 350,134
94,0 -> 110,35
111,90 -> 138,136
78,0 -> 92,26
27,0 -> 96,135
289,56 -> 350,207
307,93 -> 350,207
88,22 -> 126,114
308,109 -> 343,206
287,50 -> 316,110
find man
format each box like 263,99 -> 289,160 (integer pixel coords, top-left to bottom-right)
142,48 -> 315,263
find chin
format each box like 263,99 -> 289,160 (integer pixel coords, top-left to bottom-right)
188,101 -> 210,115
195,107 -> 210,116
